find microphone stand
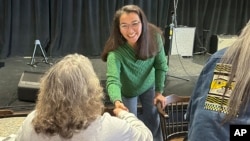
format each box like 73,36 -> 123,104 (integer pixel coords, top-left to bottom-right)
27,40 -> 53,67
166,11 -> 189,81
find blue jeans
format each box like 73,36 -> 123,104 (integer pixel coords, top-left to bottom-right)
122,87 -> 163,141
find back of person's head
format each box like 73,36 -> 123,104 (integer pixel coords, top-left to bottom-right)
32,53 -> 104,138
220,20 -> 250,122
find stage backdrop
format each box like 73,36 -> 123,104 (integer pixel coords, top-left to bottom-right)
0,0 -> 250,58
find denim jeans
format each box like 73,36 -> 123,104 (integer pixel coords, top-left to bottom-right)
122,87 -> 163,141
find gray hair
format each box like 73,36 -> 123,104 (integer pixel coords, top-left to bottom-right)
32,53 -> 104,138
220,20 -> 250,122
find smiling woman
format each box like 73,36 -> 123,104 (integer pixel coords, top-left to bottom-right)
101,4 -> 168,141
119,12 -> 142,47
119,21 -> 141,30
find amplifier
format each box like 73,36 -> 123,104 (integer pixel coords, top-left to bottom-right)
18,71 -> 44,102
0,62 -> 4,68
209,35 -> 238,54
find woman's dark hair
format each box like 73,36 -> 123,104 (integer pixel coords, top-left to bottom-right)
101,5 -> 164,61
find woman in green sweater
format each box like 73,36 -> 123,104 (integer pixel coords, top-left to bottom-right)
102,5 -> 168,141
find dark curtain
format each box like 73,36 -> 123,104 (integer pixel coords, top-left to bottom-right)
0,0 -> 250,58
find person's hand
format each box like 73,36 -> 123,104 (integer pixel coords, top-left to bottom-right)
114,100 -> 129,111
153,92 -> 166,109
113,107 -> 126,116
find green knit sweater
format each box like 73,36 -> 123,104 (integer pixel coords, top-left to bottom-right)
106,36 -> 168,103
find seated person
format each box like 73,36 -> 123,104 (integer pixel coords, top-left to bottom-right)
186,20 -> 250,141
15,53 -> 153,141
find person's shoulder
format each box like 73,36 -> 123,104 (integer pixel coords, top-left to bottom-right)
210,48 -> 227,59
98,112 -> 129,127
101,111 -> 135,123
108,44 -> 132,59
101,112 -> 120,120
20,110 -> 36,121
109,44 -> 127,53
202,48 -> 225,67
108,50 -> 121,60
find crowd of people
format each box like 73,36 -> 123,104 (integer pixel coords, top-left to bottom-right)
101,5 -> 168,141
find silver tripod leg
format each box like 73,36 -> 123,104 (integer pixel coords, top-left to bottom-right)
29,42 -> 37,66
28,40 -> 52,67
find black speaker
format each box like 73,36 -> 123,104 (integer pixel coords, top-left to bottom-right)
209,35 -> 238,54
18,71 -> 44,102
0,62 -> 4,68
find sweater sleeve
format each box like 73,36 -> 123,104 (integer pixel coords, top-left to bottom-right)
106,52 -> 122,103
154,34 -> 168,93
117,111 -> 153,141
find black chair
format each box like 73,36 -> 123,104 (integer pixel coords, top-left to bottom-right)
157,94 -> 190,141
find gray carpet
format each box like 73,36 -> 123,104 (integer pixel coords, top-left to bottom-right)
0,54 -> 210,108
0,54 -> 210,139
164,55 -> 208,96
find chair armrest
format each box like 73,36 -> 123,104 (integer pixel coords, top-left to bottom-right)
156,102 -> 169,118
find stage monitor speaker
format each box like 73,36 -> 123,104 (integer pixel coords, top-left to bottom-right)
209,35 -> 238,54
0,62 -> 4,68
171,27 -> 196,57
18,71 -> 44,102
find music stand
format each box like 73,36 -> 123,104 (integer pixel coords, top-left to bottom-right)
27,40 -> 53,67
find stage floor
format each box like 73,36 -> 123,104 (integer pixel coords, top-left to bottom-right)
0,54 -> 210,112
0,53 -> 210,138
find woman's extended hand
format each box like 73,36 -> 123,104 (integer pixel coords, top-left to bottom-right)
113,107 -> 125,116
113,101 -> 129,116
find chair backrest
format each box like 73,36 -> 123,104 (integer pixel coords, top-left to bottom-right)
157,94 -> 190,141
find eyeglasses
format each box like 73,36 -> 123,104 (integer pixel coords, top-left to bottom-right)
120,21 -> 141,30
